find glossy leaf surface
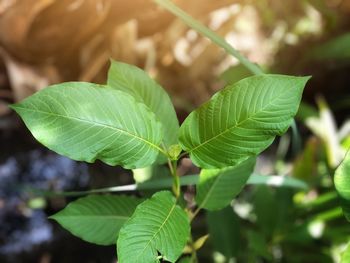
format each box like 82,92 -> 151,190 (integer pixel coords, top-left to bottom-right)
117,191 -> 190,263
50,195 -> 142,245
195,158 -> 256,210
11,82 -> 164,169
179,74 -> 309,168
108,61 -> 179,147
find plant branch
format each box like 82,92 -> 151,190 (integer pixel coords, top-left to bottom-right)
168,159 -> 180,198
153,0 -> 263,75
190,206 -> 201,222
189,235 -> 198,263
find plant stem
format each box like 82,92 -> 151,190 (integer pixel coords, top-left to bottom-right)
190,207 -> 201,222
188,235 -> 198,263
168,159 -> 180,198
153,0 -> 263,75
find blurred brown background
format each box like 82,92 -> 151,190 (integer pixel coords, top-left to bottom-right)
1,0 -> 350,117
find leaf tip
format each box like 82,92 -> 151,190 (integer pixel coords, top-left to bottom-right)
48,214 -> 58,221
8,103 -> 20,112
298,75 -> 312,86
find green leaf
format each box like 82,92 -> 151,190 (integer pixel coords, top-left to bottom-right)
305,97 -> 344,168
195,158 -> 256,210
249,174 -> 308,190
50,195 -> 142,245
133,165 -> 172,197
11,82 -> 165,169
247,230 -> 272,261
178,257 -> 191,263
192,234 -> 209,251
133,165 -> 171,184
252,186 -> 278,238
179,74 -> 309,168
117,191 -> 190,263
310,33 -> 350,61
341,242 -> 350,263
108,61 -> 179,148
220,64 -> 252,85
207,206 -> 241,259
334,150 -> 350,222
292,137 -> 319,183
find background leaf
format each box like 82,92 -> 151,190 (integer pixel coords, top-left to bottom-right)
50,195 -> 142,245
179,74 -> 309,168
310,33 -> 350,61
11,82 -> 164,169
252,186 -> 279,238
195,158 -> 256,210
207,206 -> 241,259
247,230 -> 272,261
108,61 -> 179,148
132,165 -> 171,197
220,64 -> 253,85
117,191 -> 190,263
341,242 -> 350,263
334,150 -> 350,222
178,257 -> 191,263
249,174 -> 308,190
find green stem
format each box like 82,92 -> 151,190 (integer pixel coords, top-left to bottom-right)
190,207 -> 201,222
291,120 -> 301,156
191,251 -> 198,263
153,0 -> 263,75
189,235 -> 198,263
168,159 -> 180,198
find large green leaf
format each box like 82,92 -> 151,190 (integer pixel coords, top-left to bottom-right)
117,191 -> 190,263
179,74 -> 309,168
334,150 -> 350,222
195,158 -> 256,211
50,195 -> 142,245
108,61 -> 179,148
11,82 -> 165,169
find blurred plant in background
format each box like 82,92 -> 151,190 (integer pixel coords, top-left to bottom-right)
0,0 -> 349,107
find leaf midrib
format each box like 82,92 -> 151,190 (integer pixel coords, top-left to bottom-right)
198,172 -> 222,209
15,106 -> 167,155
110,71 -> 179,147
188,88 -> 294,153
136,203 -> 177,261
